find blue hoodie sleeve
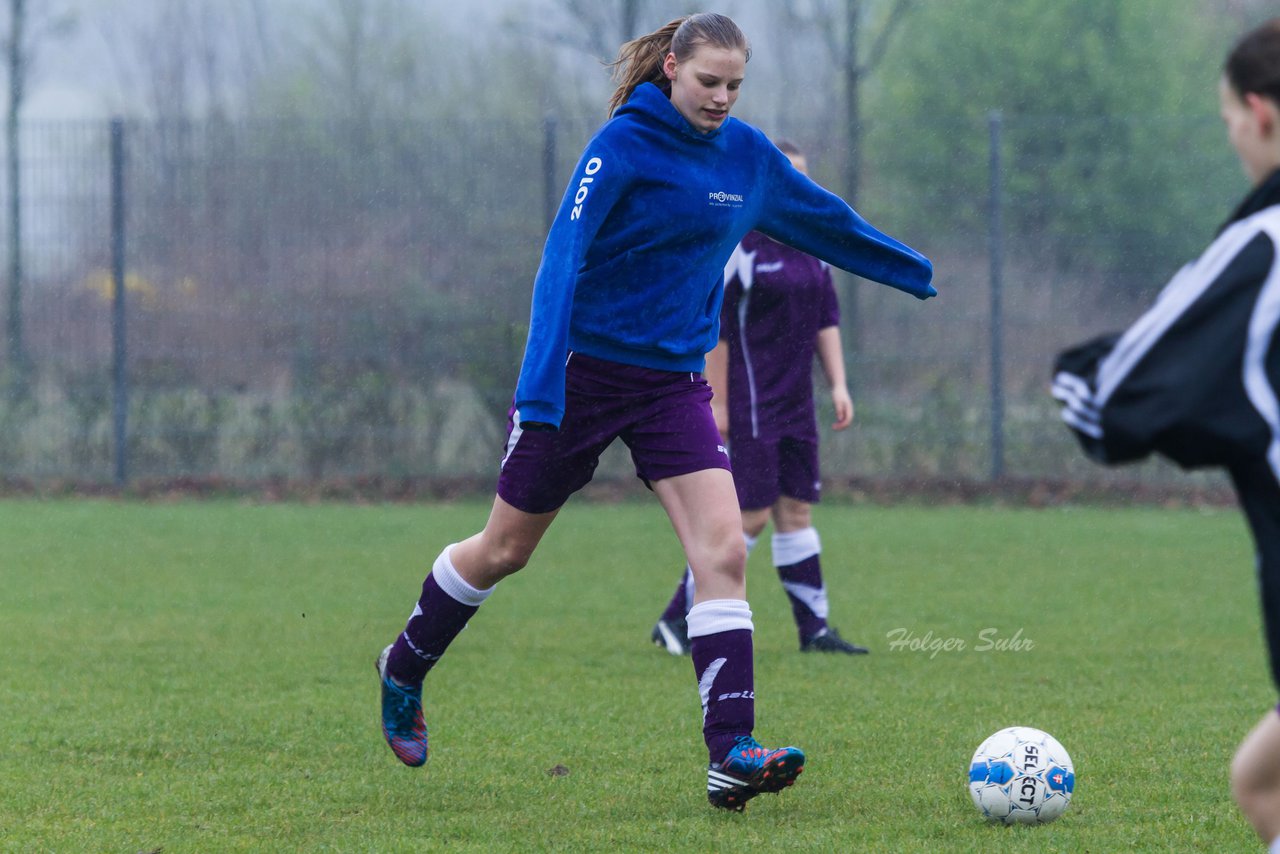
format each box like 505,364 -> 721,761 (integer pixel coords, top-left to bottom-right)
756,145 -> 935,300
514,136 -> 630,428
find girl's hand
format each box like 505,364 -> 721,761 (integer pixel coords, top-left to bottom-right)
831,386 -> 854,431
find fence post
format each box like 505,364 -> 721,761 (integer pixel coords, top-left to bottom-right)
988,110 -> 1005,482
543,113 -> 557,232
110,117 -> 128,488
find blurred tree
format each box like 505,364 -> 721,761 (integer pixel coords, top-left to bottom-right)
510,0 -> 692,123
528,0 -> 651,61
1213,0 -> 1276,30
95,0 -> 277,278
239,0 -> 558,410
2,0 -> 75,398
4,0 -> 26,393
272,0 -> 429,125
867,0 -> 1240,295
768,0 -> 911,208
758,0 -> 913,391
97,0 -> 274,121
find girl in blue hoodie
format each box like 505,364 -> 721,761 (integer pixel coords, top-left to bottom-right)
376,12 -> 934,812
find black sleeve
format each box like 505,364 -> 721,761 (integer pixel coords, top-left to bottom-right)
1052,230 -> 1278,469
1051,333 -> 1122,464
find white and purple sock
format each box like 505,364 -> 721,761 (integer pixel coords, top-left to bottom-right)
688,598 -> 755,764
772,528 -> 829,643
385,545 -> 493,684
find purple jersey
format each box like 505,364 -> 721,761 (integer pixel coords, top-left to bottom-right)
721,232 -> 840,440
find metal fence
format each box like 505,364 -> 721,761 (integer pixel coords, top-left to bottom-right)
0,110 -> 1243,492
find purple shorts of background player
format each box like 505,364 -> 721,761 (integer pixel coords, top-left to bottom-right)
729,433 -> 821,511
497,352 -> 732,514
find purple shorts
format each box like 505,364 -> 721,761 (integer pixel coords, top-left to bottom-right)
497,353 -> 732,514
729,433 -> 821,511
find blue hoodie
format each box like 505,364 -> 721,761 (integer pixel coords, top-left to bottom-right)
515,82 -> 934,427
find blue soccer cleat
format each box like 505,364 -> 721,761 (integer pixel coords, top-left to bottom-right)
706,735 -> 805,811
376,644 -> 428,767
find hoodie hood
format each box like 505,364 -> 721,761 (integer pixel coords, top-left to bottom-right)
614,82 -> 725,142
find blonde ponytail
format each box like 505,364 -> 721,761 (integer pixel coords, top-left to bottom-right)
607,17 -> 685,117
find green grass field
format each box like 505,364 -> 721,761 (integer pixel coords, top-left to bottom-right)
0,498 -> 1268,851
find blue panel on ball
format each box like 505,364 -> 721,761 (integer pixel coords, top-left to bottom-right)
969,762 -> 988,784
988,761 -> 1014,785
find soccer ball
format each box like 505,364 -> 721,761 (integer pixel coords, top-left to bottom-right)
968,726 -> 1075,824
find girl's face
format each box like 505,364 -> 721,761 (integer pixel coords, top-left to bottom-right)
663,44 -> 747,134
1219,75 -> 1280,186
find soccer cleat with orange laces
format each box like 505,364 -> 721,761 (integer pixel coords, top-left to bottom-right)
376,644 -> 428,767
706,735 -> 805,811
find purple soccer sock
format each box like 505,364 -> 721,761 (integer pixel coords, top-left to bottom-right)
773,528 -> 829,643
659,566 -> 694,622
385,544 -> 494,685
688,599 -> 755,764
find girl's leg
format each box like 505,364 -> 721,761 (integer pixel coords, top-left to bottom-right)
1232,710 -> 1280,845
1229,462 -> 1280,842
654,468 -> 753,762
377,495 -> 558,767
769,496 -> 863,653
654,467 -> 805,809
651,506 -> 768,655
451,494 -> 561,589
385,494 -> 559,685
653,467 -> 748,602
741,507 -> 772,540
769,496 -> 829,644
652,567 -> 696,655
653,469 -> 752,756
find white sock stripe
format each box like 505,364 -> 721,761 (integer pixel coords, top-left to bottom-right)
697,657 -> 726,723
430,544 -> 494,607
781,581 -> 830,620
772,527 -> 821,566
687,599 -> 754,637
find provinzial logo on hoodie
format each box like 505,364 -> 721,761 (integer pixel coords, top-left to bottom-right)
708,190 -> 745,208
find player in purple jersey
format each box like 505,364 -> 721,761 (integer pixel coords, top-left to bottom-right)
651,141 -> 870,658
374,13 -> 933,812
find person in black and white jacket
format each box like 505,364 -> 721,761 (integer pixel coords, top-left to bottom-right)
1053,18 -> 1280,849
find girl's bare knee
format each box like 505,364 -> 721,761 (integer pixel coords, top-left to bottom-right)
493,540 -> 533,575
703,538 -> 747,585
772,498 -> 812,531
469,529 -> 535,580
1231,743 -> 1280,827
